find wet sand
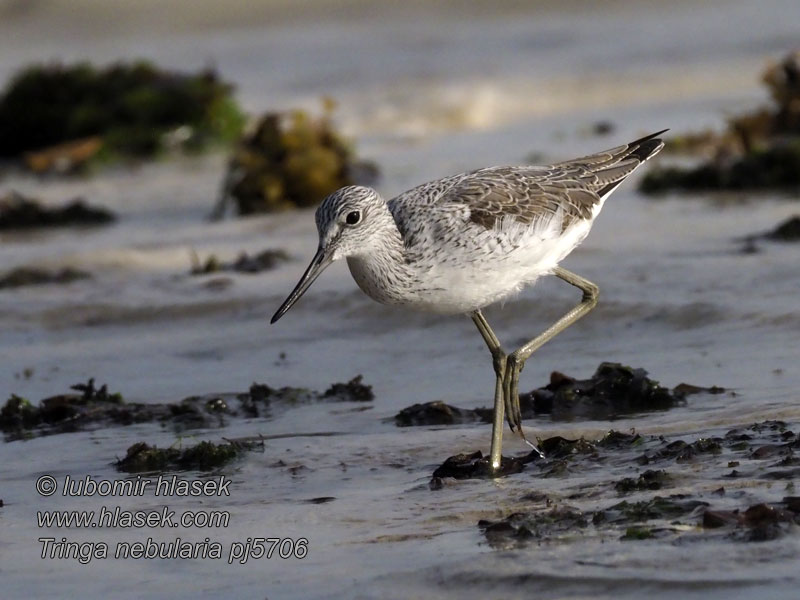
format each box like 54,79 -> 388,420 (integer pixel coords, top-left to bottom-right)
1,1 -> 800,599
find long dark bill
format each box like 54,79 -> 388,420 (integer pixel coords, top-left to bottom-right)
270,247 -> 332,324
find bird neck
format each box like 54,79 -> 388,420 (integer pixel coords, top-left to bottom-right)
346,219 -> 410,304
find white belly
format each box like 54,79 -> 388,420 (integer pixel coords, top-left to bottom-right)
348,217 -> 593,315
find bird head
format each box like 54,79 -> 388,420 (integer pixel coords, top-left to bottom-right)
271,185 -> 385,323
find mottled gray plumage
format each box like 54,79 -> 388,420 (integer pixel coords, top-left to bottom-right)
391,130 -> 666,239
273,130 -> 666,319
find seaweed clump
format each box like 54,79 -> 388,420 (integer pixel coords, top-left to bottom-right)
115,439 -> 259,473
322,375 -> 374,402
1,376 -> 373,440
0,395 -> 40,430
0,191 -> 114,229
0,61 -> 245,172
480,505 -> 588,548
395,362 -> 718,427
764,215 -> 800,240
395,401 -> 490,427
641,51 -> 800,193
0,266 -> 90,289
481,496 -> 800,547
745,215 -> 800,249
190,248 -> 290,275
431,450 -> 528,481
703,502 -> 800,542
439,420 -> 800,548
212,102 -> 379,217
0,379 -> 124,438
525,362 -> 686,421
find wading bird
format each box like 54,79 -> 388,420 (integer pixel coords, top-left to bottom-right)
272,131 -> 666,472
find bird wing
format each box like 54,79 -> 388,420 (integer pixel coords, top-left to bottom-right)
388,130 -> 665,257
448,129 -> 667,231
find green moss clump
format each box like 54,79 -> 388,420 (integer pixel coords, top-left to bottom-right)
69,378 -> 124,404
641,51 -> 800,193
0,395 -> 40,429
0,379 -> 126,438
622,526 -> 654,540
322,375 -> 374,402
116,440 -> 243,473
214,103 -> 379,216
178,440 -> 240,469
615,469 -> 670,494
0,61 -> 245,169
116,442 -> 179,472
607,497 -> 697,522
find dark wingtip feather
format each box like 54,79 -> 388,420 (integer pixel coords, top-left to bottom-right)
627,129 -> 669,162
593,130 -> 669,199
630,129 -> 669,144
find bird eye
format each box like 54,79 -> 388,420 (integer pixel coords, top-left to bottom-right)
345,210 -> 361,225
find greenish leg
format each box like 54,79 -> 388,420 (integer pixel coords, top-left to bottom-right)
471,310 -> 506,471
471,267 -> 598,474
502,266 -> 599,440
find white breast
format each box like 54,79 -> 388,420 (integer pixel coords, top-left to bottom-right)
349,214 -> 595,315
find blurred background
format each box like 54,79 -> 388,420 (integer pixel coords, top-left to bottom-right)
1,1 -> 799,599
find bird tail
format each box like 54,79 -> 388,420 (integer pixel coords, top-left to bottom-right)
621,129 -> 668,163
553,129 -> 667,201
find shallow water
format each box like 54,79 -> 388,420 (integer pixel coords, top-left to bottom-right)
1,1 -> 799,599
